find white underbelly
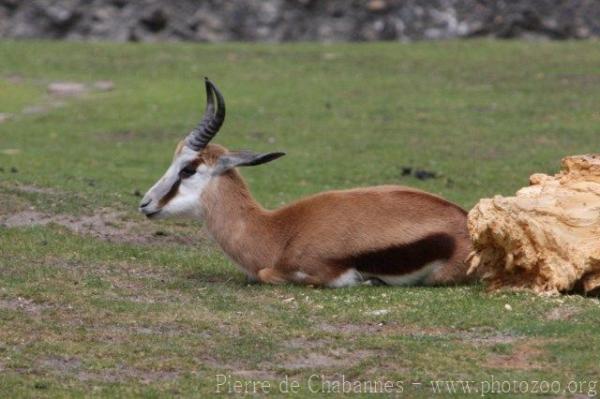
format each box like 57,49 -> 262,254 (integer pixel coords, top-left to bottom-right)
364,260 -> 443,286
326,269 -> 363,288
326,261 -> 443,288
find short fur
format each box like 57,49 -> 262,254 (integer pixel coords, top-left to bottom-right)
142,143 -> 474,287
140,79 -> 474,287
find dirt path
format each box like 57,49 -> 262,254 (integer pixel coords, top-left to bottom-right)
0,208 -> 207,246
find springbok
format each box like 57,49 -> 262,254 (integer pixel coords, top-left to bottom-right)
139,79 -> 474,287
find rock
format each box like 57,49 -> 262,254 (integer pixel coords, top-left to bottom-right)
22,105 -> 48,114
1,1 -> 600,42
367,1 -> 388,12
467,154 -> 600,295
93,80 -> 114,91
0,0 -> 19,10
43,4 -> 79,28
366,309 -> 390,316
47,82 -> 86,96
0,148 -> 20,155
414,169 -> 437,180
399,166 -> 438,180
140,7 -> 168,32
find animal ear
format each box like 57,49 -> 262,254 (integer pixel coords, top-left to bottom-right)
214,151 -> 285,174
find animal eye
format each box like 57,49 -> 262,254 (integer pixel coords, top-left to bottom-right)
179,166 -> 196,178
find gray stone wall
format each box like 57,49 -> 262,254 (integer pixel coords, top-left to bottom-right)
1,0 -> 599,42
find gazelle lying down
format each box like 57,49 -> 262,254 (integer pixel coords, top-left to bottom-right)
140,79 -> 474,287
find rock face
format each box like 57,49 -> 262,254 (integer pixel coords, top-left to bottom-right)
0,0 -> 599,42
468,155 -> 600,295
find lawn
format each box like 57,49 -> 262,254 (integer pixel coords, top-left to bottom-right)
0,40 -> 599,398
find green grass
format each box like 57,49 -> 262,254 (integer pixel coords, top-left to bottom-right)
1,39 -> 599,398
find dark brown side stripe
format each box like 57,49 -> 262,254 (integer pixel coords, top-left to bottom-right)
337,233 -> 455,275
158,179 -> 181,207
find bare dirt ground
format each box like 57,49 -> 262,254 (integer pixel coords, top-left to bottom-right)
0,183 -> 207,246
1,208 -> 207,246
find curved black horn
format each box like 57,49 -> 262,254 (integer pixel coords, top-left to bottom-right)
185,77 -> 226,151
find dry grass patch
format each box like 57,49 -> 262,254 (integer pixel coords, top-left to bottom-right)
484,339 -> 550,370
0,208 -> 208,246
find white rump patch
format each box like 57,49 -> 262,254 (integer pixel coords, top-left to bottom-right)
327,268 -> 362,288
369,260 -> 443,286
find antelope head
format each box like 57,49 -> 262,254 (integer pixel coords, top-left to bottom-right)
139,78 -> 285,220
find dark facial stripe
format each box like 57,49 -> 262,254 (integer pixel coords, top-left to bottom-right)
187,158 -> 202,170
158,178 -> 181,207
337,233 -> 456,275
154,157 -> 202,209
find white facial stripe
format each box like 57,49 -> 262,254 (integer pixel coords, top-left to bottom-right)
143,146 -> 215,220
146,147 -> 199,203
160,163 -> 211,218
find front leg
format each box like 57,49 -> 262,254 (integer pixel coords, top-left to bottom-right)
257,268 -> 290,285
257,267 -> 325,286
258,266 -> 356,287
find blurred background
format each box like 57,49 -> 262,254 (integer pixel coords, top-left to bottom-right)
1,0 -> 599,42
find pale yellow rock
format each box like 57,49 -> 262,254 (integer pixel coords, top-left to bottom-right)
467,154 -> 600,295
